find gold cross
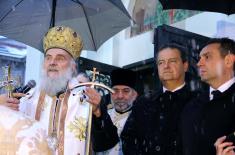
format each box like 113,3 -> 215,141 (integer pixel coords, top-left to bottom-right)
91,68 -> 99,82
2,65 -> 14,98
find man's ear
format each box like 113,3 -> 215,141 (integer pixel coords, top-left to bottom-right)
224,54 -> 234,69
132,90 -> 138,99
183,61 -> 189,72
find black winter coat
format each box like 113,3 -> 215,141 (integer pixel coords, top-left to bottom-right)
121,85 -> 193,155
181,83 -> 235,155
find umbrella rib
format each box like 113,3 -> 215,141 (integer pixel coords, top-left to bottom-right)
0,0 -> 25,22
50,0 -> 57,27
75,0 -> 97,50
107,0 -> 133,20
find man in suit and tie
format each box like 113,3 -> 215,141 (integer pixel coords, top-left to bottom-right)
121,43 -> 193,155
182,37 -> 235,155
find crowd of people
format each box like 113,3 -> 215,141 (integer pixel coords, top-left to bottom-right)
0,25 -> 234,155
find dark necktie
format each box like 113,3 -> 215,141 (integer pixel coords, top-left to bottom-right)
164,90 -> 174,100
211,90 -> 222,100
165,90 -> 172,94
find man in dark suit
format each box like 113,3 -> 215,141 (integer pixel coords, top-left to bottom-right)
121,43 -> 193,155
182,38 -> 235,155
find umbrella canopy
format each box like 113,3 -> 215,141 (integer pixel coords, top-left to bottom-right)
159,0 -> 235,15
0,0 -> 132,51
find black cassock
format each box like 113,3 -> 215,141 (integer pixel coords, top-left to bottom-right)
121,85 -> 193,155
91,96 -> 120,152
181,83 -> 235,155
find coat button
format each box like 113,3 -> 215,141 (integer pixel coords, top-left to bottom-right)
155,145 -> 161,151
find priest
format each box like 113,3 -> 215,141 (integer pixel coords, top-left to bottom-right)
4,26 -> 101,155
91,69 -> 138,155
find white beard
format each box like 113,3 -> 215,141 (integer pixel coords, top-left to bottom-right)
40,67 -> 73,96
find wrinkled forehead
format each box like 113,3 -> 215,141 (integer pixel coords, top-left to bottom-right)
45,48 -> 72,59
157,48 -> 181,60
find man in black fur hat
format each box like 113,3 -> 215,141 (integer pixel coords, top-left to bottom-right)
91,68 -> 138,155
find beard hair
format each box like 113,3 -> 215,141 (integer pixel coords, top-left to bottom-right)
112,96 -> 135,113
40,66 -> 74,96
